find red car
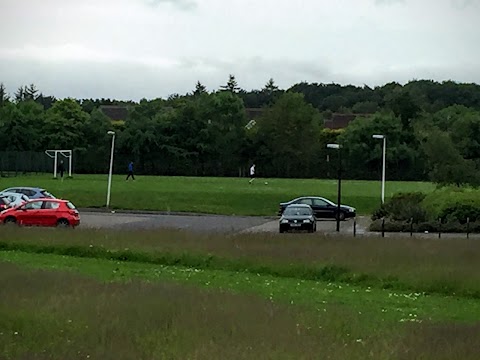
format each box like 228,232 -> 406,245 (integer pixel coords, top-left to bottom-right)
0,199 -> 80,228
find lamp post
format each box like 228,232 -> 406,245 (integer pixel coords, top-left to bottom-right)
106,131 -> 115,209
372,134 -> 386,204
327,143 -> 342,232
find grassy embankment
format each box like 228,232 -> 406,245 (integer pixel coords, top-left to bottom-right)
1,228 -> 480,359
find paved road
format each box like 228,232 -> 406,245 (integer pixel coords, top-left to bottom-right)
79,210 -> 370,235
73,212 -> 480,238
80,211 -> 271,233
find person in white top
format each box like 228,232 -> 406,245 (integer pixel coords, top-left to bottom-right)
249,164 -> 255,184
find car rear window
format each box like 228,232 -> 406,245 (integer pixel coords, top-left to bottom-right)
67,202 -> 76,210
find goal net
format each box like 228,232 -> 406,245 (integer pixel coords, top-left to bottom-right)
45,150 -> 73,178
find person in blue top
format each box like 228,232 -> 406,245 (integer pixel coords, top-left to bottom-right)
126,161 -> 135,181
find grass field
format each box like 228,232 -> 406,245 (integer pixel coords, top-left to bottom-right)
0,174 -> 435,215
1,228 -> 480,358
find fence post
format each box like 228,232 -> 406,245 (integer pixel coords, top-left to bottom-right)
467,217 -> 470,239
438,218 -> 442,239
353,218 -> 356,237
381,218 -> 385,238
410,217 -> 413,237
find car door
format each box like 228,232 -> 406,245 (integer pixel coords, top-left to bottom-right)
312,198 -> 332,219
40,201 -> 60,226
16,200 -> 43,225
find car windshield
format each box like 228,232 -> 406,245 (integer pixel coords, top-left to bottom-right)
284,207 -> 311,216
67,202 -> 76,209
41,190 -> 55,198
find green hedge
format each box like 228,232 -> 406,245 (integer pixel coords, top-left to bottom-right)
369,219 -> 480,233
371,188 -> 480,231
422,186 -> 480,221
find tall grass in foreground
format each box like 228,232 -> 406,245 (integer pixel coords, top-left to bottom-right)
2,227 -> 480,297
0,262 -> 479,360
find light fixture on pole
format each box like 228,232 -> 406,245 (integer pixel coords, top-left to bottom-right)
106,131 -> 116,209
372,134 -> 386,204
327,143 -> 342,232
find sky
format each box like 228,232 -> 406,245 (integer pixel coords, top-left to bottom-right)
0,0 -> 479,100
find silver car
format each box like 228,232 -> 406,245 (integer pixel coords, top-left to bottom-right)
0,192 -> 30,208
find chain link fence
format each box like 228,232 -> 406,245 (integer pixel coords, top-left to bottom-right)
0,151 -> 53,177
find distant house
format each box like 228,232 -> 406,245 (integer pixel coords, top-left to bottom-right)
99,105 -> 129,122
323,113 -> 371,130
245,108 -> 265,121
245,108 -> 369,130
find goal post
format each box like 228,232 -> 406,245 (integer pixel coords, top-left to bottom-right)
45,150 -> 73,178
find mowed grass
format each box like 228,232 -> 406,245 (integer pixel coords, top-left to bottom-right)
0,174 -> 435,215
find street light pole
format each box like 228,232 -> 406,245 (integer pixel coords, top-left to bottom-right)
327,143 -> 342,232
372,135 -> 386,204
106,131 -> 115,209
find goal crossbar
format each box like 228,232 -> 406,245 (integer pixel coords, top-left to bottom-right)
45,150 -> 72,178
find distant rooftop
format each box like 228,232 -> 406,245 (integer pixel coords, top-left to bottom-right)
323,113 -> 371,129
99,105 -> 129,121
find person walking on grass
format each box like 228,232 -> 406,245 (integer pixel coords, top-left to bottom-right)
126,161 -> 135,181
58,160 -> 65,181
249,163 -> 256,184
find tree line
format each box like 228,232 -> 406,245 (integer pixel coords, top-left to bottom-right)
1,77 -> 480,185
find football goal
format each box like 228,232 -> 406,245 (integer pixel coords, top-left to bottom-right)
44,149 -> 73,178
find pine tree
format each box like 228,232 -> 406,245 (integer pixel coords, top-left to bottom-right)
262,78 -> 279,95
193,81 -> 207,96
220,74 -> 240,93
24,83 -> 39,100
0,83 -> 9,107
14,86 -> 25,102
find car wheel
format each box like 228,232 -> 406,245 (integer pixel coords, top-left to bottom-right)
336,212 -> 346,221
4,216 -> 17,225
57,219 -> 70,228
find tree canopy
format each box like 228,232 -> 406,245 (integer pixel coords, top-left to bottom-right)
2,78 -> 480,185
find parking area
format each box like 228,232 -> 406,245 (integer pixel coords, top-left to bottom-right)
79,211 -> 272,233
79,211 -> 371,235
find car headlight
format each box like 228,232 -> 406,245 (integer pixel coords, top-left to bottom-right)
281,219 -> 289,224
303,219 -> 311,223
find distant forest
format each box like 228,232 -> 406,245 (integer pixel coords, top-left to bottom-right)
1,76 -> 480,185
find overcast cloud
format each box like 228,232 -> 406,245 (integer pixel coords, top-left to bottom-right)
0,0 -> 479,100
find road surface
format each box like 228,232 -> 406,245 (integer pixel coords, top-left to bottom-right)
79,210 -> 369,235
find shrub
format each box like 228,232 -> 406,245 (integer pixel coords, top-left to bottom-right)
369,219 -> 472,233
371,205 -> 389,221
422,186 -> 480,219
439,203 -> 480,224
369,219 -> 411,232
371,192 -> 427,223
